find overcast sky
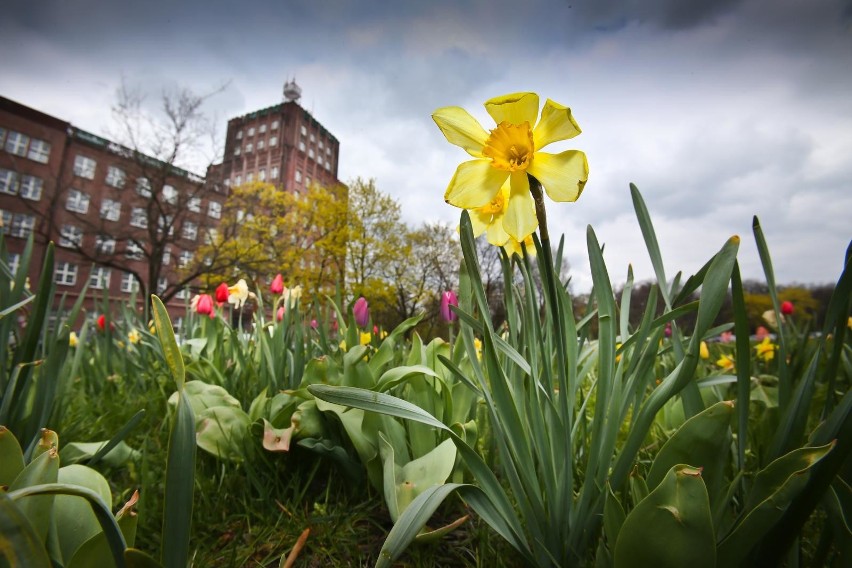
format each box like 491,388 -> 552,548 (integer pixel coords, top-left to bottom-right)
2,0 -> 851,292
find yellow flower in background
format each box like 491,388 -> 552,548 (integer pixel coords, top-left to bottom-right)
128,329 -> 141,345
69,331 -> 78,348
847,316 -> 851,330
228,279 -> 249,308
433,92 -> 589,241
615,342 -> 623,363
473,337 -> 483,360
755,337 -> 777,362
503,234 -> 536,258
339,340 -> 347,352
716,354 -> 735,371
360,332 -> 372,346
700,341 -> 710,360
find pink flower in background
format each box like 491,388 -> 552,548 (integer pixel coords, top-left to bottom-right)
755,326 -> 770,340
192,294 -> 215,317
215,282 -> 229,305
440,291 -> 459,323
310,319 -> 318,329
277,306 -> 285,322
781,301 -> 794,315
353,297 -> 369,328
664,323 -> 672,338
270,274 -> 284,295
720,331 -> 734,343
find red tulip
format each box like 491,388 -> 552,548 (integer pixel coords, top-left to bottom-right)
440,291 -> 458,323
353,297 -> 369,328
270,274 -> 284,295
97,314 -> 106,331
215,282 -> 229,305
277,306 -> 285,322
194,294 -> 214,317
780,301 -> 794,315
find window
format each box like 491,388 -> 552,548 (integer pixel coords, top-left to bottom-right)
257,139 -> 265,151
130,207 -> 147,229
121,272 -> 139,293
308,148 -> 315,159
136,177 -> 152,197
59,224 -> 83,248
269,136 -> 278,146
54,262 -> 77,286
325,160 -> 332,170
258,169 -> 266,182
326,146 -> 331,155
246,172 -> 254,183
0,210 -> 11,234
73,155 -> 96,179
271,120 -> 279,130
234,146 -> 241,156
6,252 -> 21,274
310,133 -> 315,143
248,127 -> 255,136
305,176 -> 311,187
236,130 -> 243,139
175,287 -> 190,300
162,246 -> 171,265
162,184 -> 178,205
204,228 -> 218,244
106,166 -> 126,188
95,235 -> 116,255
300,125 -> 307,136
271,166 -> 279,179
5,132 -> 29,156
234,175 -> 242,186
89,267 -> 111,290
20,175 -> 43,201
10,213 -> 35,238
0,169 -> 17,195
157,214 -> 174,237
100,199 -> 121,221
27,139 -> 51,163
125,241 -> 144,260
259,124 -> 267,134
295,170 -> 302,183
245,143 -> 253,153
157,277 -> 168,294
66,189 -> 90,214
188,197 -> 201,212
298,141 -> 305,152
178,250 -> 193,267
182,221 -> 197,241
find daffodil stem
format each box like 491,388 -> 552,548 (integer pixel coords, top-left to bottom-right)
528,174 -> 550,243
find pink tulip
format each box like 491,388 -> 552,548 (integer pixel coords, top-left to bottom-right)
353,297 -> 369,328
664,323 -> 672,338
756,326 -> 770,340
277,306 -> 285,322
270,274 -> 284,295
720,331 -> 734,343
310,319 -> 318,329
195,294 -> 214,316
440,291 -> 458,323
780,301 -> 794,315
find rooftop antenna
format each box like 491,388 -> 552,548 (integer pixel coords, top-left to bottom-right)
283,77 -> 301,103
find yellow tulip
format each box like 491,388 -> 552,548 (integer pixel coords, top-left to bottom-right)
69,331 -> 78,348
360,332 -> 371,346
700,341 -> 710,360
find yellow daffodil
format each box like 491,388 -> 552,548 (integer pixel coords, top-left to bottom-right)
339,339 -> 347,351
716,354 -> 735,371
360,332 -> 372,346
755,337 -> 776,363
128,329 -> 141,345
433,92 -> 589,241
228,279 -> 249,309
615,343 -> 623,363
700,341 -> 710,359
473,337 -> 482,361
69,331 -> 79,348
470,181 -> 511,245
502,234 -> 536,258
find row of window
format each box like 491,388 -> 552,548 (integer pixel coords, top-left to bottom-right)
235,120 -> 279,140
233,135 -> 279,155
53,263 -> 188,298
64,188 -> 221,225
231,165 -> 282,186
0,128 -> 51,164
0,168 -> 44,200
0,210 -> 36,238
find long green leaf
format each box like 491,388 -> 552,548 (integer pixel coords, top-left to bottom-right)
151,295 -> 185,391
0,491 -> 52,568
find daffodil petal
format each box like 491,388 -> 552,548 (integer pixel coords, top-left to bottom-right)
502,172 -> 538,241
432,107 -> 489,158
484,92 -> 540,129
528,150 -> 589,202
486,217 -> 510,246
533,99 -> 581,150
444,160 -> 508,209
469,209 -> 490,237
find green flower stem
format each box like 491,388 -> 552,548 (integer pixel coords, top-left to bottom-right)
528,174 -> 550,243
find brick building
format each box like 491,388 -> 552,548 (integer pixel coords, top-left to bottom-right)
0,81 -> 342,326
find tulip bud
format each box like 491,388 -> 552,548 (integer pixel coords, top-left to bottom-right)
310,319 -> 318,329
353,297 -> 369,328
215,282 -> 229,305
271,274 -> 284,295
97,314 -> 106,331
277,306 -> 285,322
193,294 -> 214,317
780,301 -> 794,315
440,291 -> 458,323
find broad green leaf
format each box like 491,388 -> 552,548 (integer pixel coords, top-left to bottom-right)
614,465 -> 715,568
52,464 -> 112,563
9,447 -> 60,543
0,491 -> 52,567
0,425 -> 25,486
195,406 -> 251,461
60,441 -> 141,468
